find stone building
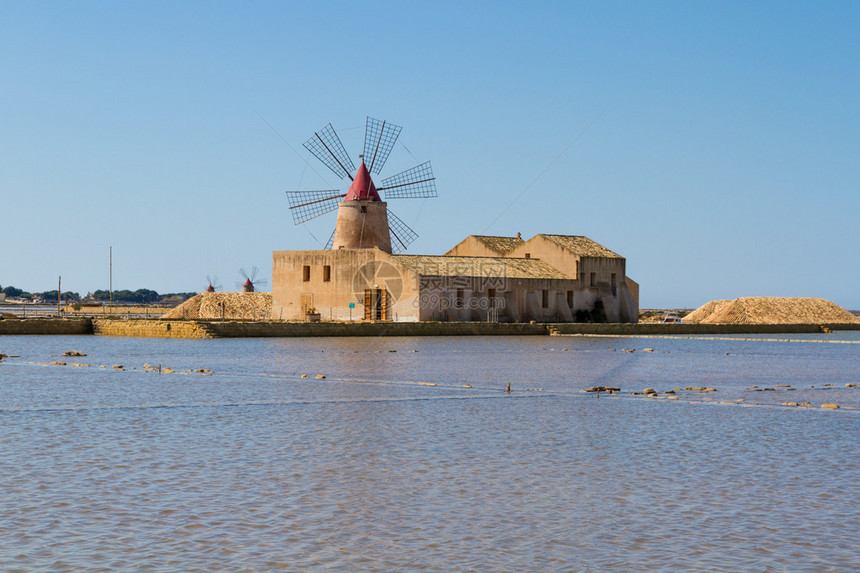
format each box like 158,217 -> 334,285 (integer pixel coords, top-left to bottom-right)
272,233 -> 638,323
272,159 -> 638,322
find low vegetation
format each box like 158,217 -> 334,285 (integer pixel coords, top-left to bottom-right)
1,284 -> 196,304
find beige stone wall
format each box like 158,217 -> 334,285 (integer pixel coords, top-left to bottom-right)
445,236 -> 510,257
94,320 -> 860,338
416,276 -> 582,322
272,248 -> 422,321
0,318 -> 93,335
626,277 -> 640,309
273,237 -> 639,323
64,305 -> 174,316
507,237 -> 637,322
206,320 -> 552,337
92,319 -> 210,338
509,236 -> 578,278
273,247 -> 596,323
332,201 -> 392,252
5,317 -> 856,338
577,256 -> 635,322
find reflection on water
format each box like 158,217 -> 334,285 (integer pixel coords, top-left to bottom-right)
1,334 -> 858,570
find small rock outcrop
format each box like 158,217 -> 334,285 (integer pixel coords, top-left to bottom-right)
584,386 -> 620,393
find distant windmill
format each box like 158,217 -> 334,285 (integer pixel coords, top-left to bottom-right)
205,275 -> 223,293
286,116 -> 437,253
238,267 -> 268,292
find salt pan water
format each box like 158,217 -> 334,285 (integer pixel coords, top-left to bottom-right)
1,333 -> 858,570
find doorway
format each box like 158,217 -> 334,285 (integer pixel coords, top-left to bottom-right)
363,288 -> 389,320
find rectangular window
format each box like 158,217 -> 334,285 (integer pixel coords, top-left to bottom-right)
611,273 -> 617,296
488,288 -> 496,309
456,289 -> 464,308
323,265 -> 331,282
542,289 -> 549,308
524,253 -> 531,259
303,266 -> 310,282
590,272 -> 596,287
567,290 -> 573,308
579,272 -> 585,283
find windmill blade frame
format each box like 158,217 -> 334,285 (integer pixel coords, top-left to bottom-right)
238,267 -> 268,291
364,117 -> 402,174
206,275 -> 223,292
303,123 -> 356,180
286,190 -> 346,224
387,210 -> 419,254
378,161 -> 437,199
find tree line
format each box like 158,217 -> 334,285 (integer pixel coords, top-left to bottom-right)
1,284 -> 197,304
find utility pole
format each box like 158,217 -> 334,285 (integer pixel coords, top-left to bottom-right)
109,246 -> 113,305
58,276 -> 61,316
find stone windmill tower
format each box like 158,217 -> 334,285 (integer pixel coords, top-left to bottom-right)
286,117 -> 437,253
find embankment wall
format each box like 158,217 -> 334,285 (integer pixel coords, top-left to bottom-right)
90,320 -> 860,338
92,319 -> 212,339
64,305 -> 173,316
0,318 -> 93,335
549,323 -> 859,335
204,321 -> 550,338
3,318 -> 858,339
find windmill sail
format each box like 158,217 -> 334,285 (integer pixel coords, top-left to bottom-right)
387,210 -> 419,254
286,190 -> 346,224
238,267 -> 268,292
303,123 -> 356,180
364,117 -> 402,174
206,275 -> 222,292
378,161 -> 437,199
285,116 -> 436,255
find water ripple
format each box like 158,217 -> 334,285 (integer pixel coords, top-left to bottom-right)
0,334 -> 858,570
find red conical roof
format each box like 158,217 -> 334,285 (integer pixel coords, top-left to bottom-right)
344,161 -> 381,201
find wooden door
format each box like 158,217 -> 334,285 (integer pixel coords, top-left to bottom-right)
364,289 -> 372,320
381,289 -> 389,320
300,294 -> 313,315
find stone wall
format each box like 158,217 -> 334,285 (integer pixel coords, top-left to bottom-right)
64,305 -> 174,316
549,323 -> 860,335
92,319 -> 213,338
205,321 -> 550,338
0,318 -> 93,335
4,317 -> 858,339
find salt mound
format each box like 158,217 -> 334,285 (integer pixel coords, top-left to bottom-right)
681,299 -> 730,323
161,292 -> 272,320
683,297 -> 860,325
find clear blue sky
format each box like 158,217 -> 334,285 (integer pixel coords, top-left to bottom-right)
2,1 -> 858,308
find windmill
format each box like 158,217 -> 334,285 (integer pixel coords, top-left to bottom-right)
286,117 -> 437,253
238,267 -> 268,292
205,275 -> 223,293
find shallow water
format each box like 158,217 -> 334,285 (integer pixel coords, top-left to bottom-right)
1,334 -> 858,570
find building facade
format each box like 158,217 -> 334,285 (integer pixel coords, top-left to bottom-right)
272,234 -> 638,323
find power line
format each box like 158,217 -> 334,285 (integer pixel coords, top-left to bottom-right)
483,110 -> 605,234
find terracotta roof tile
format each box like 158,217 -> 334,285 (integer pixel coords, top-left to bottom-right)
393,255 -> 570,280
538,234 -> 623,258
472,235 -> 525,255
